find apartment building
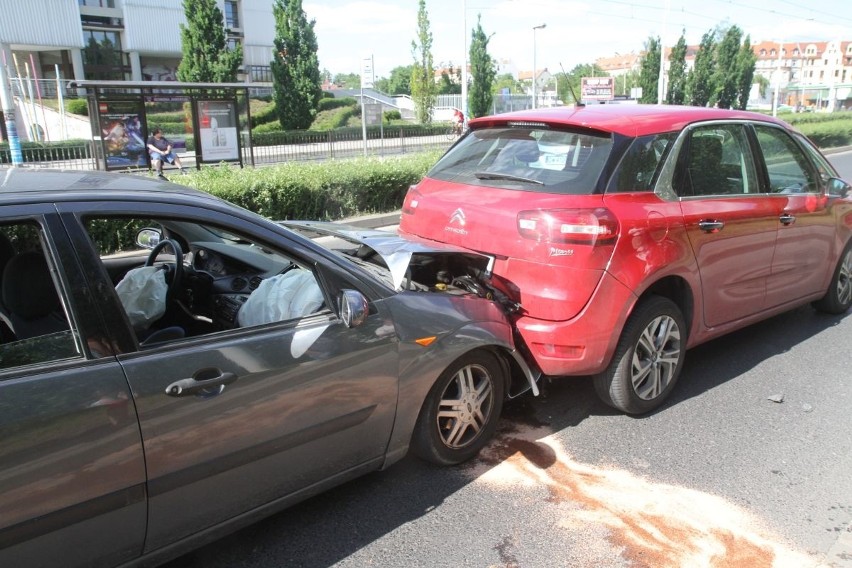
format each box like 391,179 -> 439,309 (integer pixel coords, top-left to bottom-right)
0,0 -> 276,84
596,39 -> 852,110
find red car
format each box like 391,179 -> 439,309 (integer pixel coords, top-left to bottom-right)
399,104 -> 852,414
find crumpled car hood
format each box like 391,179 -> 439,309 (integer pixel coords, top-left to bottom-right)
280,221 -> 493,291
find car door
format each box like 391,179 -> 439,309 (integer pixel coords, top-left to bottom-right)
58,201 -> 400,553
676,123 -> 781,328
0,208 -> 146,568
751,124 -> 835,308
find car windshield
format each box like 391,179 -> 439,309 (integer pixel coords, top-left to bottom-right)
427,126 -> 613,194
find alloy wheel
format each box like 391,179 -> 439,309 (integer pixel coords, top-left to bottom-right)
436,363 -> 494,449
631,315 -> 682,401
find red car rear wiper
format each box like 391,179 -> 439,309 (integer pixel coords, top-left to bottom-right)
474,171 -> 544,185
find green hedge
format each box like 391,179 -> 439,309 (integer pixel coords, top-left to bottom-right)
66,99 -> 88,116
251,124 -> 446,147
798,118 -> 852,149
171,151 -> 442,220
318,97 -> 358,112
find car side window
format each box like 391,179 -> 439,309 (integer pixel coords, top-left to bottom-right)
679,124 -> 758,197
607,133 -> 677,193
792,132 -> 838,188
753,125 -> 818,194
0,223 -> 82,371
82,216 -> 328,347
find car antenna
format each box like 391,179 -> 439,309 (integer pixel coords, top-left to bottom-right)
559,63 -> 584,108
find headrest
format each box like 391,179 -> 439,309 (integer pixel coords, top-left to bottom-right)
2,252 -> 61,320
691,136 -> 723,165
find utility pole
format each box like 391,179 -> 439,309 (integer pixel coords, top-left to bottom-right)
0,50 -> 23,166
532,24 -> 546,109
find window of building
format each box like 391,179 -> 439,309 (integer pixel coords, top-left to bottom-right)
79,0 -> 116,7
224,0 -> 240,29
82,29 -> 130,80
248,65 -> 273,82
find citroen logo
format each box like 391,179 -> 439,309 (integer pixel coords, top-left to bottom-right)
449,208 -> 466,226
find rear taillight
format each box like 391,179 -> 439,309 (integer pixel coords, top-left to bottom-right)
517,208 -> 618,246
402,186 -> 422,215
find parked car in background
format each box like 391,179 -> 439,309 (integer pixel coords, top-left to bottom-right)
0,169 -> 535,568
399,104 -> 852,414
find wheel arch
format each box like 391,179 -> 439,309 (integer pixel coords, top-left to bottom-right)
635,275 -> 695,341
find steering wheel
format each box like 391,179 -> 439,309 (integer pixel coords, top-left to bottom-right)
145,238 -> 184,296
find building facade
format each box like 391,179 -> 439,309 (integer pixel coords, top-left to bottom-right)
0,0 -> 276,85
596,39 -> 851,110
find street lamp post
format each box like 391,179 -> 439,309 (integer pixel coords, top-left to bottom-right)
532,23 -> 546,109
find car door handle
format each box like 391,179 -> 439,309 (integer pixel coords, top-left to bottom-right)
165,369 -> 238,398
779,213 -> 796,226
698,220 -> 725,233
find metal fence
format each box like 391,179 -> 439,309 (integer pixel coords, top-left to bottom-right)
2,127 -> 454,172
0,144 -> 96,170
250,125 -> 454,165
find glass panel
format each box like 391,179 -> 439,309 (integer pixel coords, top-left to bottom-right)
680,124 -> 758,197
754,125 -> 818,193
607,133 -> 676,193
427,127 -> 613,195
0,224 -> 82,371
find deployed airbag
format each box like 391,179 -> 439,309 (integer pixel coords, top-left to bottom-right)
237,270 -> 324,327
115,266 -> 168,330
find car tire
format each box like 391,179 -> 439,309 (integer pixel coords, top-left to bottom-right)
812,242 -> 852,315
411,350 -> 506,465
594,295 -> 686,415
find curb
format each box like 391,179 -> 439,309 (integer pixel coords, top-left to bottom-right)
340,210 -> 402,230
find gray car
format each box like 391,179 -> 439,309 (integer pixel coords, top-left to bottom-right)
0,169 -> 536,568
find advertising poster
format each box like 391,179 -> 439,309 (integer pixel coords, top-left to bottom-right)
98,100 -> 147,170
580,77 -> 615,101
197,100 -> 239,163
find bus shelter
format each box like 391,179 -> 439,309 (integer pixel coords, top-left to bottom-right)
70,80 -> 254,172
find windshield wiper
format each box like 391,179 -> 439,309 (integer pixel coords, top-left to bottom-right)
473,171 -> 544,185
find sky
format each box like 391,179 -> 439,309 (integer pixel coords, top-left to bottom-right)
302,0 -> 852,80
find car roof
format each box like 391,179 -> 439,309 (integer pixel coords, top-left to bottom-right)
0,168 -> 220,204
467,104 -> 792,138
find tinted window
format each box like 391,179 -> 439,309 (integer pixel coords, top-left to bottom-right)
607,133 -> 676,193
753,125 -> 817,193
427,127 -> 613,194
0,223 -> 81,370
678,124 -> 758,197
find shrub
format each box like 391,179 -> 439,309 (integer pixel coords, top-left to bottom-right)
172,151 -> 443,220
65,99 -> 88,116
797,118 -> 852,149
318,97 -> 358,112
384,110 -> 402,122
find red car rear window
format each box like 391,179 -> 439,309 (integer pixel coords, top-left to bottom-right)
427,127 -> 613,195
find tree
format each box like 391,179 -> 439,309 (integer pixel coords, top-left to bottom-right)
735,36 -> 757,110
638,36 -> 661,104
491,73 -> 524,95
410,0 -> 437,124
271,0 -> 322,130
688,29 -> 717,107
557,63 -> 607,105
375,65 -> 413,95
438,65 -> 462,95
468,16 -> 496,119
333,72 -> 361,89
177,0 -> 242,82
666,32 -> 688,105
713,25 -> 743,109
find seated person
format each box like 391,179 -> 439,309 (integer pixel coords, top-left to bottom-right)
147,128 -> 186,178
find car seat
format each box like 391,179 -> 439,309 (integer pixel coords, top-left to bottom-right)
687,136 -> 729,196
1,252 -> 68,340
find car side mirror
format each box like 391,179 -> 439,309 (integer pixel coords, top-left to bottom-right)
136,228 -> 162,249
338,289 -> 369,328
827,177 -> 851,198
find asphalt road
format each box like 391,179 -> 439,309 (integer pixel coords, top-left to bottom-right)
164,151 -> 852,568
